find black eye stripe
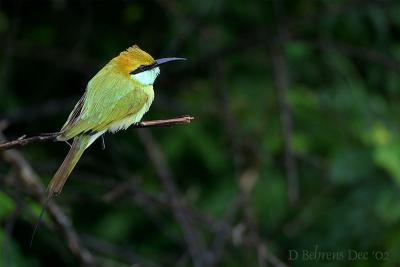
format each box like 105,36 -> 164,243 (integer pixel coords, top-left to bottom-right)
130,64 -> 156,75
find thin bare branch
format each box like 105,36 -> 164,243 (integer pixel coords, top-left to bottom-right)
272,0 -> 299,206
0,133 -> 59,151
0,116 -> 194,151
83,235 -> 163,267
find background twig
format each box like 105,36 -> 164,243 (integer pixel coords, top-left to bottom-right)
0,131 -> 97,267
272,0 -> 299,206
138,129 -> 209,267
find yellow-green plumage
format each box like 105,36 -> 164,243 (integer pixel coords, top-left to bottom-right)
48,45 -> 158,197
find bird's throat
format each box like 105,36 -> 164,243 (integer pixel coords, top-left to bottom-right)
131,67 -> 160,85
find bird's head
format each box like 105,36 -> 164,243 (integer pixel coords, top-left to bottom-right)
112,45 -> 185,86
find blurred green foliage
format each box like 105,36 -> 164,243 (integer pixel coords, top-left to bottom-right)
1,0 -> 400,266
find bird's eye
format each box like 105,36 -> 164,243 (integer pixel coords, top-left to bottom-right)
130,65 -> 146,75
130,63 -> 157,75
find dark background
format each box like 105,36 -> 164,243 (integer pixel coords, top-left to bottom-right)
1,0 -> 400,266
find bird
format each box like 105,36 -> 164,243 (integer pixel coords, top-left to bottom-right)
48,45 -> 185,197
29,45 -> 185,247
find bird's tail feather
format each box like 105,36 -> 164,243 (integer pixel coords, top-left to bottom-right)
47,135 -> 90,197
31,135 -> 90,247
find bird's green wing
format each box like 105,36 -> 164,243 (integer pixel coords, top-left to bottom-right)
60,68 -> 148,140
61,93 -> 86,130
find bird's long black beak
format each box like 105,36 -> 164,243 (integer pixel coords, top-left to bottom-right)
130,57 -> 186,75
155,57 -> 186,66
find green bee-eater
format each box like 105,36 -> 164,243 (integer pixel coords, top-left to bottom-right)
48,45 -> 185,197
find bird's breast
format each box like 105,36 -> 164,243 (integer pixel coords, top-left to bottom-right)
108,85 -> 154,133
